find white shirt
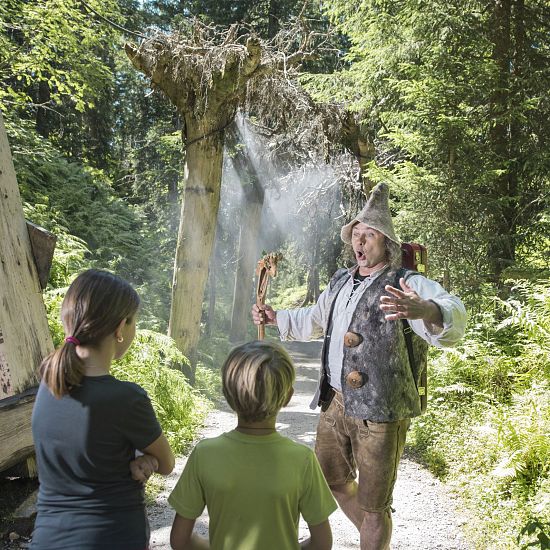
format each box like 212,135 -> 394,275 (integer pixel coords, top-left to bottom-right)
277,266 -> 467,392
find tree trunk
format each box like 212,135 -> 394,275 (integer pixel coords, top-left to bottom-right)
205,235 -> 218,338
168,122 -> 224,369
0,112 -> 54,470
35,80 -> 51,139
228,124 -> 265,343
124,29 -> 302,364
487,0 -> 513,283
229,200 -> 263,343
301,240 -> 320,306
358,136 -> 376,196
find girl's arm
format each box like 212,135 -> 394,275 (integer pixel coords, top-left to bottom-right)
141,433 -> 175,475
130,454 -> 158,482
300,520 -> 333,550
170,514 -> 209,550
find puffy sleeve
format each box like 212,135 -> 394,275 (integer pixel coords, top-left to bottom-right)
406,274 -> 467,348
277,287 -> 331,342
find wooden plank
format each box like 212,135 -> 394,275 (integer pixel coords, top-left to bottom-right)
26,221 -> 57,290
0,111 -> 53,400
0,388 -> 37,471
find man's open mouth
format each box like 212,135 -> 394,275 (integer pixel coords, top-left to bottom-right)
355,250 -> 366,261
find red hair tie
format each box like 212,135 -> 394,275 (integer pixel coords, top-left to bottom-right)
65,336 -> 81,346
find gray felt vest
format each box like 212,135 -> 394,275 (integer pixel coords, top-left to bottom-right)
323,268 -> 428,422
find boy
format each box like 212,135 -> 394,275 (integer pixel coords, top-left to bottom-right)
169,341 -> 337,550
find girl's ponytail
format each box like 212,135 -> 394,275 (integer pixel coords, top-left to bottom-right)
40,340 -> 84,399
38,269 -> 139,398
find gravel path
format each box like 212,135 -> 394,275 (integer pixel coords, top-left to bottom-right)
148,341 -> 471,549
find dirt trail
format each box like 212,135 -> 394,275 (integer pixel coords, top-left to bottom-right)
148,341 -> 471,549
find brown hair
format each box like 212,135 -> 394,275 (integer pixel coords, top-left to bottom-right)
222,341 -> 295,423
40,269 -> 140,398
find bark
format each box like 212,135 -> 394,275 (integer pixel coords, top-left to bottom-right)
301,240 -> 320,306
340,111 -> 376,198
35,80 -> 51,138
168,121 -> 224,368
205,252 -> 216,338
0,113 -> 54,470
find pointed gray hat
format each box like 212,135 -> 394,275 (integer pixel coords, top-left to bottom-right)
340,182 -> 400,245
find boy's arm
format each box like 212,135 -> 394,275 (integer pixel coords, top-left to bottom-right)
300,520 -> 333,550
170,514 -> 209,550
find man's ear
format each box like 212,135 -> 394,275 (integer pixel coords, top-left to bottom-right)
114,317 -> 127,340
283,387 -> 294,407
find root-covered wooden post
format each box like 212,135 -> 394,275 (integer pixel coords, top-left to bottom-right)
125,27 -> 273,368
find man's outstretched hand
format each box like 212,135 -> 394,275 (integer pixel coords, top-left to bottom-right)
251,304 -> 277,326
380,277 -> 443,327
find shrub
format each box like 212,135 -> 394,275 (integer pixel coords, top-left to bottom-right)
112,330 -> 210,454
408,280 -> 550,548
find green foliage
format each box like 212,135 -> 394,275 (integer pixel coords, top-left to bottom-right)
518,518 -> 550,549
0,0 -> 119,112
196,334 -> 233,401
113,331 -> 210,453
270,285 -> 308,311
408,281 -> 550,548
310,0 -> 550,287
5,114 -> 171,326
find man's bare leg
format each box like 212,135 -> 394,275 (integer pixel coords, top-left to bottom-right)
330,482 -> 392,550
360,510 -> 392,550
330,482 -> 362,529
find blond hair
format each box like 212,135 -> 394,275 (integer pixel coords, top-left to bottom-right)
222,341 -> 295,422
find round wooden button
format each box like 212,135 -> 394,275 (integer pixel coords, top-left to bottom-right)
346,371 -> 366,388
344,331 -> 363,347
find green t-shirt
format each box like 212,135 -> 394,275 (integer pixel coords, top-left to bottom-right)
168,430 -> 337,550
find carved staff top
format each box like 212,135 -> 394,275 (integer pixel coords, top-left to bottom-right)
255,252 -> 282,340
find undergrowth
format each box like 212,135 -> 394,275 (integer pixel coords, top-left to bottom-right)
408,280 -> 550,549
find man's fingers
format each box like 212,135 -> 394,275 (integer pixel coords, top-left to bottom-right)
380,302 -> 400,312
383,284 -> 407,298
380,295 -> 401,305
384,312 -> 404,321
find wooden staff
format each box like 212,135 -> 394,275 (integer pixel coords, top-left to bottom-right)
255,252 -> 282,340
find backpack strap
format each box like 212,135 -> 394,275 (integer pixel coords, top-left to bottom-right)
395,268 -> 417,388
395,268 -> 427,412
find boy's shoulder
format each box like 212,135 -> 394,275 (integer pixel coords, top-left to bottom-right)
195,431 -> 314,457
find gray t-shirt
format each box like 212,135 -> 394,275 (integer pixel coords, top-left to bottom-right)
31,375 -> 162,549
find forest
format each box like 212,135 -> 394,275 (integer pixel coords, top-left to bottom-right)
0,0 -> 549,548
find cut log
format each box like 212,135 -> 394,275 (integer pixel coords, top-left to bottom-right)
0,388 -> 37,471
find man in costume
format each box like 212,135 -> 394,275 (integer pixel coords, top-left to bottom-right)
251,182 -> 466,550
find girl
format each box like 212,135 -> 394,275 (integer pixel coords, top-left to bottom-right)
31,269 -> 175,550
